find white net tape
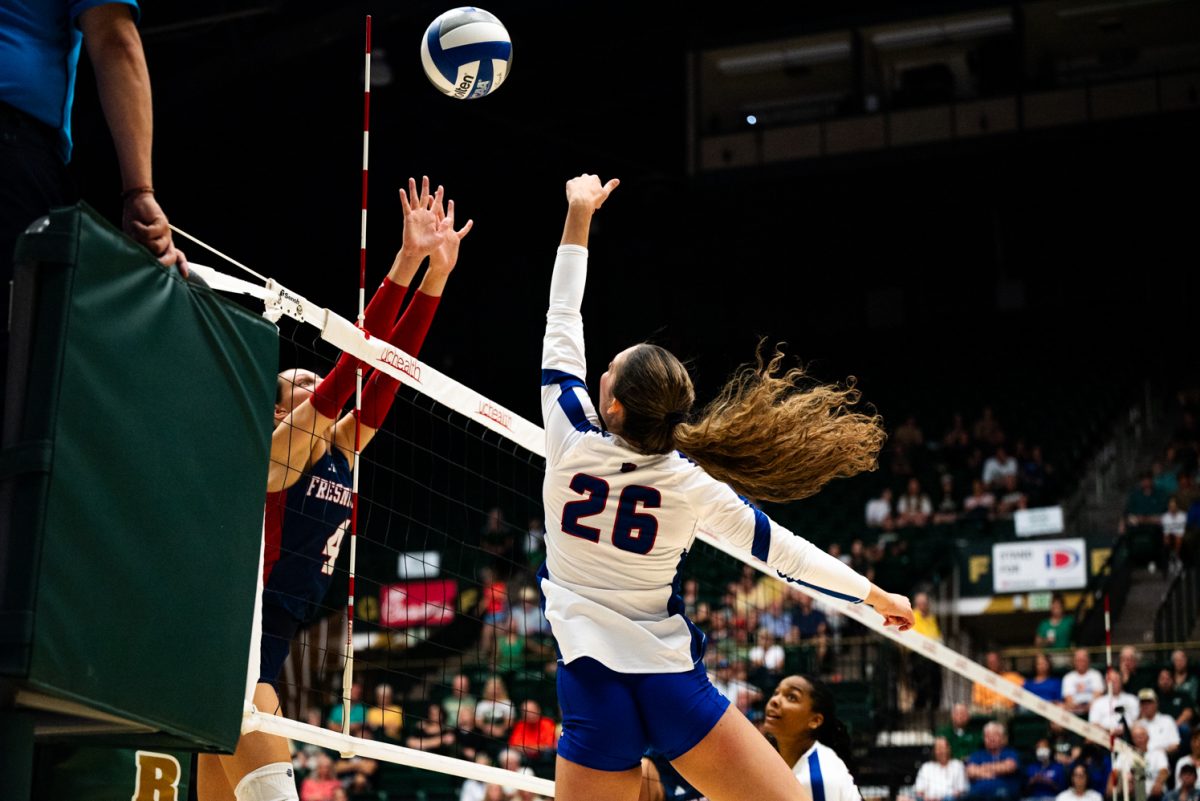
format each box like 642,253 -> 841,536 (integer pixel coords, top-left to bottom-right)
187,259 -> 1144,796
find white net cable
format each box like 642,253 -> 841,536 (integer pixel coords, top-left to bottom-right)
186,256 -> 1144,795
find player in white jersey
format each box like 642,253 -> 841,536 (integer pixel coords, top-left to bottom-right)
764,675 -> 862,801
540,174 -> 912,801
639,674 -> 862,801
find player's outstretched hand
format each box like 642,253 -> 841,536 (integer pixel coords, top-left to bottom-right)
428,195 -> 473,275
399,175 -> 444,260
565,174 -> 619,211
868,588 -> 915,632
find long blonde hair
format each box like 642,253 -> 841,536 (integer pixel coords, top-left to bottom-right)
611,343 -> 885,503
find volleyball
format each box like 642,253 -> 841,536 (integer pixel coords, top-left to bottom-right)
420,7 -> 512,100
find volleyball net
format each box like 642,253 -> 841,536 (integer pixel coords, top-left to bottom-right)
187,256 -> 1142,799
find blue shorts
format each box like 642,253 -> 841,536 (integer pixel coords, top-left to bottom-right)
258,602 -> 302,686
556,657 -> 730,772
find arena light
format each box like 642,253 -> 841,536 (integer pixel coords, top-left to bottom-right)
871,12 -> 1013,49
716,40 -> 852,76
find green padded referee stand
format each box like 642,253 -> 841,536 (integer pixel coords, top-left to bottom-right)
0,203 -> 278,795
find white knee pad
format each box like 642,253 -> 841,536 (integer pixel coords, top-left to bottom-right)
234,762 -> 300,801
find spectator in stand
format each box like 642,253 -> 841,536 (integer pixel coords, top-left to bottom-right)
829,541 -> 848,564
911,592 -> 943,710
328,680 -> 367,730
1154,459 -> 1180,497
893,415 -> 926,476
1046,722 -> 1079,768
1055,763 -> 1102,801
934,474 -> 960,525
749,628 -> 785,690
965,721 -> 1020,801
444,673 -> 478,729
1061,649 -> 1105,716
983,447 -> 1019,491
1021,446 -> 1053,507
897,478 -> 933,528
943,413 -> 972,469
508,700 -> 557,760
475,676 -> 514,731
495,625 -> 526,673
939,703 -> 984,760
848,538 -> 873,577
759,597 -> 797,644
972,652 -> 1025,714
1177,729 -> 1200,788
895,415 -> 925,452
1120,646 -> 1153,695
406,703 -> 457,756
1136,688 -> 1182,757
1121,472 -> 1168,535
1157,668 -> 1195,744
1025,653 -> 1063,704
453,706 -> 489,762
1088,669 -> 1137,736
480,507 -> 515,576
973,408 -> 1003,448
995,475 -> 1027,519
1074,743 -> 1112,795
1164,497 -> 1188,568
1110,723 -> 1169,801
1176,474 -> 1200,523
511,585 -> 552,660
366,682 -> 403,740
1035,595 -> 1073,652
477,566 -> 510,656
914,736 -> 969,801
963,479 -> 996,522
1167,763 -> 1200,801
793,592 -> 829,640
523,517 -> 546,569
1023,738 -> 1068,801
299,753 -> 341,801
866,488 -> 896,530
1174,650 -> 1199,704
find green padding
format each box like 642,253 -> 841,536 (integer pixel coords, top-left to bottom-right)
7,203 -> 278,752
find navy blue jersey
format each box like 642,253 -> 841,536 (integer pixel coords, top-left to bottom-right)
263,447 -> 353,621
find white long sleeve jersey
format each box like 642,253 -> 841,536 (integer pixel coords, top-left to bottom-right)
792,741 -> 862,801
538,244 -> 871,674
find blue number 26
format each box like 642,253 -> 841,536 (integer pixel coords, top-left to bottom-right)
561,473 -> 661,555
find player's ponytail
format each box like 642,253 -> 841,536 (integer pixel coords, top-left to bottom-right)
613,342 -> 884,503
803,674 -> 856,773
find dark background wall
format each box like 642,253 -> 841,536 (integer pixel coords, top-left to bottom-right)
67,1 -> 1200,426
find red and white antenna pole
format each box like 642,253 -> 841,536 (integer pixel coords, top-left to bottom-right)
342,13 -> 371,746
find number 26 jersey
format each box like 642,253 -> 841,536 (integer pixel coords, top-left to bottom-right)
539,245 -> 871,674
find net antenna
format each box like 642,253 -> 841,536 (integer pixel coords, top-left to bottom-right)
341,13 -> 373,754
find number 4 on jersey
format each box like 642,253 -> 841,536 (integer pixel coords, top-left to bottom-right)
561,473 -> 661,554
321,520 -> 349,575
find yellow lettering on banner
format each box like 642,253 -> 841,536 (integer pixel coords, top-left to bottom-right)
969,555 -> 990,584
1091,547 -> 1111,577
133,751 -> 180,801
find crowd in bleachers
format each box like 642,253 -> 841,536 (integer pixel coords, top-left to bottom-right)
1118,408 -> 1200,572
863,406 -> 1060,536
284,393 -> 1200,801
903,642 -> 1199,801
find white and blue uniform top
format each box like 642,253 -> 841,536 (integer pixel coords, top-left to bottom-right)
539,244 -> 871,674
792,741 -> 861,801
